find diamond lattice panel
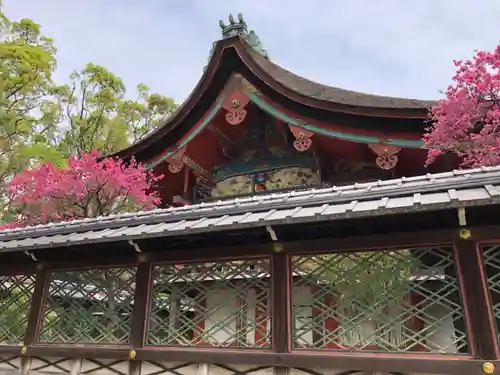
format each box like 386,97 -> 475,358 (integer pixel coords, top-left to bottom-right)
30,357 -> 77,373
291,247 -> 468,353
0,356 -> 21,372
0,274 -> 35,344
80,358 -> 129,375
141,362 -> 199,375
481,244 -> 500,343
39,267 -> 137,344
148,259 -> 271,348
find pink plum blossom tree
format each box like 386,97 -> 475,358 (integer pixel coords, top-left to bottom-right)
1,150 -> 162,229
424,44 -> 500,168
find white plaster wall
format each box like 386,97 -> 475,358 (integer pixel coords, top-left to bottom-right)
292,286 -> 314,347
205,289 -> 238,345
290,285 -> 459,351
204,287 -> 271,346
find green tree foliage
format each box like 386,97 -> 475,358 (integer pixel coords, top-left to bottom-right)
0,7 -> 177,215
52,67 -> 176,156
0,6 -> 176,341
0,15 -> 61,187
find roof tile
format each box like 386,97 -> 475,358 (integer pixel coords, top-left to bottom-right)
1,166 -> 500,252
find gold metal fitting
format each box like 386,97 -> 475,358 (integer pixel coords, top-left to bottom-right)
459,228 -> 471,240
129,349 -> 136,359
483,362 -> 495,374
20,346 -> 27,355
273,243 -> 283,253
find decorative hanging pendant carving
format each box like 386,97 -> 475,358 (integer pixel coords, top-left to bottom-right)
368,144 -> 401,170
289,125 -> 314,152
223,91 -> 250,125
167,147 -> 186,174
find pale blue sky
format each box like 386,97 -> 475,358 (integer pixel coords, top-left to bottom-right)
4,0 -> 500,103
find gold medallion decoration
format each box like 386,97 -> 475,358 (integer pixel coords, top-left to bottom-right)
459,228 -> 471,240
20,346 -> 27,355
273,243 -> 284,253
483,362 -> 495,374
129,349 -> 137,359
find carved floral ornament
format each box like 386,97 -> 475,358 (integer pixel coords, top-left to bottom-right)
223,91 -> 250,125
368,144 -> 401,170
289,125 -> 315,152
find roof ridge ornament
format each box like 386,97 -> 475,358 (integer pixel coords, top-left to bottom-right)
219,13 -> 247,37
206,13 -> 268,69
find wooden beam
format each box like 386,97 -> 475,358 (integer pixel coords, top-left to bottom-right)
18,226 -> 497,272
10,345 -> 489,375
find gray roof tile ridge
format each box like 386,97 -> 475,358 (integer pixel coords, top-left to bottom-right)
1,165 -> 499,239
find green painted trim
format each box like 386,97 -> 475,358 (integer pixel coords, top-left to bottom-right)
249,93 -> 425,148
145,98 -> 224,170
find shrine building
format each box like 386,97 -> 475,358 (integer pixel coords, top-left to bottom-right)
0,14 -> 499,375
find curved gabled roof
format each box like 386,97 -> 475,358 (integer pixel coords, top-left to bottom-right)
245,46 -> 435,110
113,36 -> 435,161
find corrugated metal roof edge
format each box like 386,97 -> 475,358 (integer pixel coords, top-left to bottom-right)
1,165 -> 499,241
1,196 -> 497,253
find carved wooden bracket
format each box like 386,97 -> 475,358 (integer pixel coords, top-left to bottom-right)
223,91 -> 250,125
183,155 -> 211,181
166,147 -> 211,181
368,144 -> 401,170
289,125 -> 314,152
166,147 -> 186,174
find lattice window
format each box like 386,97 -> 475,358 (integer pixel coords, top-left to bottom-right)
148,259 -> 271,348
482,244 -> 500,342
39,267 -> 137,344
0,274 -> 35,344
291,247 -> 468,353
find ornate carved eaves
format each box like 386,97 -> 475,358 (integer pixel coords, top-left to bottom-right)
289,125 -> 315,152
368,144 -> 401,170
166,147 -> 211,181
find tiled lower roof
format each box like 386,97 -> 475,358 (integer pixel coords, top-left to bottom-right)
1,166 -> 499,252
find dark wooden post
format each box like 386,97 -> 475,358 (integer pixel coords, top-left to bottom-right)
24,264 -> 48,346
272,250 -> 290,353
454,231 -> 498,359
129,259 -> 153,375
22,264 -> 48,375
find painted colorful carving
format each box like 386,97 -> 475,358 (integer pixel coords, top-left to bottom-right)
211,167 -> 320,198
223,91 -> 250,125
167,147 -> 186,174
289,125 -> 314,152
368,144 -> 401,170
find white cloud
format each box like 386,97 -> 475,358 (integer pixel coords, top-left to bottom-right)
3,0 -> 500,102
